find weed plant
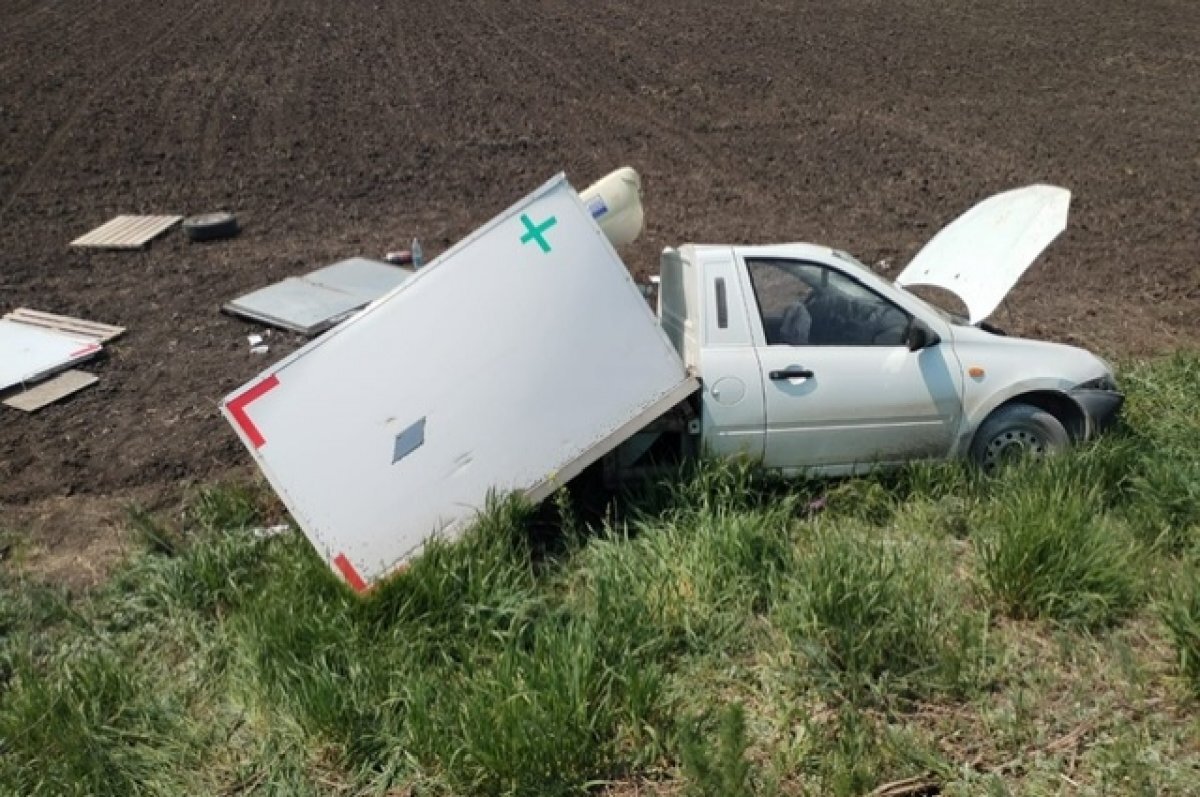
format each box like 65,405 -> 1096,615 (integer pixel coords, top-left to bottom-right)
1161,559 -> 1200,693
973,462 -> 1145,627
773,521 -> 984,699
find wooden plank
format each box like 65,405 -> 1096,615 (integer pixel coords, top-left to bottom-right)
3,370 -> 98,412
70,214 -> 182,249
3,308 -> 125,343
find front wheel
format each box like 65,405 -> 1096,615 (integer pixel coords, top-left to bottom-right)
969,403 -> 1070,472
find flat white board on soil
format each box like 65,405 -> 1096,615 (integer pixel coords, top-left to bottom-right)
223,277 -> 366,335
222,174 -> 696,591
0,319 -> 101,391
223,258 -> 412,335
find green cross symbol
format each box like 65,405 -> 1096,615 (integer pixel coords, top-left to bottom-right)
519,213 -> 558,254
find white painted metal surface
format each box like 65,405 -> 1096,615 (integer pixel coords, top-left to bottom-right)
0,320 -> 102,391
224,258 -> 411,335
222,174 -> 697,591
303,258 -> 413,304
896,185 -> 1070,323
70,215 -> 183,249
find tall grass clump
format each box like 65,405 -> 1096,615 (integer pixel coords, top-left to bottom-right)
565,460 -> 799,660
0,649 -> 187,796
1117,353 -> 1200,552
773,521 -> 982,699
974,461 -> 1144,627
231,493 -> 666,794
412,615 -> 662,797
679,702 -> 753,797
1160,561 -> 1200,693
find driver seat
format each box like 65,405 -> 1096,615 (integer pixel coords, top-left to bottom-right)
778,301 -> 812,345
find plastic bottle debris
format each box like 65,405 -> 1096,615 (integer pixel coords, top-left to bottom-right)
411,238 -> 424,269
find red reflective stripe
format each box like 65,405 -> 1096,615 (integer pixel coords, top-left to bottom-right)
226,374 -> 280,449
69,342 -> 101,358
334,553 -> 368,593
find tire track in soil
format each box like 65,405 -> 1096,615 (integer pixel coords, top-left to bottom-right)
461,1 -> 717,166
462,0 -> 806,242
0,0 -> 212,226
193,0 -> 286,175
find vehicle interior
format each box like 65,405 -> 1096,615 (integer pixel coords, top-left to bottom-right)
746,258 -> 911,347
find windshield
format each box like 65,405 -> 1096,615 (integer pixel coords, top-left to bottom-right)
895,285 -> 970,326
831,249 -> 969,326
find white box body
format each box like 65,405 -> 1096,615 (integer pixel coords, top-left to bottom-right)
222,174 -> 695,590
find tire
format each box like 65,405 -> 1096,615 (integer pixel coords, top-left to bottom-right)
969,403 -> 1070,472
183,212 -> 239,242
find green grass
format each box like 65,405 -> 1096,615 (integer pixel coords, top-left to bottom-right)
973,463 -> 1145,628
2,353 -> 1200,795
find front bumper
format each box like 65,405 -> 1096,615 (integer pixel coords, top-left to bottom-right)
1069,385 -> 1125,438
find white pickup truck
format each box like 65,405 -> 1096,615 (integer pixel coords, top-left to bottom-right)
223,168 -> 1122,590
611,187 -> 1123,480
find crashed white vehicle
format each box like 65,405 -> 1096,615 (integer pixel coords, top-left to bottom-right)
632,183 -> 1123,478
222,170 -> 1122,590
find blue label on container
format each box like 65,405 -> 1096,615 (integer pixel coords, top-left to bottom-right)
586,195 -> 608,219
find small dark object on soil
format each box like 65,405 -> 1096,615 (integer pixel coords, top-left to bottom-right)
183,212 -> 240,242
385,250 -> 413,265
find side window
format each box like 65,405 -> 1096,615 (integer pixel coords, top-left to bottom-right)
746,258 -> 910,346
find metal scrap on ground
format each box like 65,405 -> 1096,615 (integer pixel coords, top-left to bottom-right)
223,257 -> 413,336
70,215 -> 183,249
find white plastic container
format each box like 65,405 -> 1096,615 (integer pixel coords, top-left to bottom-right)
578,166 -> 644,247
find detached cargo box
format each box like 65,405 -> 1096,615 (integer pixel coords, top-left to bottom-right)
222,174 -> 697,591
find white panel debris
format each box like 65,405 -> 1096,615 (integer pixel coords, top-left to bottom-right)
222,174 -> 697,591
0,320 -> 102,391
223,258 -> 412,335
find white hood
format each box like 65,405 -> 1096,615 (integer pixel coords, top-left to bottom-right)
896,184 -> 1070,323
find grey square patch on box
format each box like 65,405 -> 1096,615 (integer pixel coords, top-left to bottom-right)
392,417 -> 426,464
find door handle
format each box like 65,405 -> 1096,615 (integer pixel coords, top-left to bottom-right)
769,366 -> 814,380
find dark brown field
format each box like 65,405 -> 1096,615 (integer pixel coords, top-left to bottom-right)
2,0 -> 1198,510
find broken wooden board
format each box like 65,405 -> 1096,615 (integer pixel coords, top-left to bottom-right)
0,319 -> 102,391
4,370 -> 98,412
70,215 -> 183,249
3,308 -> 125,343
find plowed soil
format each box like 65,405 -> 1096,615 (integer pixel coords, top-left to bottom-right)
3,0 -> 1199,508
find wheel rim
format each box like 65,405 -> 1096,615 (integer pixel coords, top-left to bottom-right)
982,428 -> 1047,471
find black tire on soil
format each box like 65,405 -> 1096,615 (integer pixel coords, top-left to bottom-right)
182,212 -> 239,242
969,402 -> 1070,472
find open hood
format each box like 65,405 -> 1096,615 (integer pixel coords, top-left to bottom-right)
896,184 -> 1070,323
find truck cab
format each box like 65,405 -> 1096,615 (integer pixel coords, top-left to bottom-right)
640,236 -> 1121,477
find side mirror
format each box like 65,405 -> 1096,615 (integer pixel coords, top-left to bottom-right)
906,318 -> 941,352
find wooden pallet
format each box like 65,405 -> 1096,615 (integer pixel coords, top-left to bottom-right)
70,214 -> 182,249
3,308 -> 125,342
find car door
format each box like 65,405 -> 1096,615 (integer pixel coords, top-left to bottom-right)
740,252 -> 964,473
